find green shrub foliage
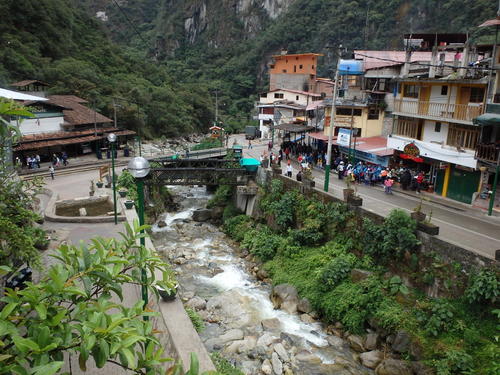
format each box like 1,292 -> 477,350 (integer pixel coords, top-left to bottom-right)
465,269 -> 499,305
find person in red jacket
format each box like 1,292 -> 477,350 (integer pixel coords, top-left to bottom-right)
416,172 -> 424,194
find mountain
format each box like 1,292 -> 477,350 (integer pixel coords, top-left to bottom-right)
1,0 -> 497,137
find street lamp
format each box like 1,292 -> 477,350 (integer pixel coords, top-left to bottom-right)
127,156 -> 151,316
107,133 -> 118,225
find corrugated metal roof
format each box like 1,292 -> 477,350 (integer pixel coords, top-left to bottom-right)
0,88 -> 48,101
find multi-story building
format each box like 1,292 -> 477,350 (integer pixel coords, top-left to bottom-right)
387,34 -> 489,204
269,53 -> 323,92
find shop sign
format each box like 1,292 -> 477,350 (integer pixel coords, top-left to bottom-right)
337,128 -> 351,147
403,142 -> 420,157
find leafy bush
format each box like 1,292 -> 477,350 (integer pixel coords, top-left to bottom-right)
465,269 -> 499,305
416,299 -> 455,337
222,203 -> 241,222
207,185 -> 233,209
185,307 -> 205,333
432,349 -> 474,375
192,137 -> 222,151
318,254 -> 356,291
363,210 -> 419,260
385,275 -> 409,296
223,215 -> 253,242
241,227 -> 284,261
267,191 -> 297,232
373,298 -> 411,331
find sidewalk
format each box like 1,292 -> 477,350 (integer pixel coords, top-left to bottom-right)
231,134 -> 500,260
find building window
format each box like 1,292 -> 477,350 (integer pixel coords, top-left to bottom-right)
296,95 -> 299,100
469,87 -> 485,103
441,86 -> 448,95
368,108 -> 379,120
447,124 -> 479,150
274,93 -> 284,99
336,108 -> 362,116
403,84 -> 419,98
312,65 -> 314,70
434,122 -> 441,132
262,107 -> 274,115
299,64 -> 303,69
282,69 -> 287,73
260,93 -> 267,98
393,118 -> 423,140
294,65 -> 297,73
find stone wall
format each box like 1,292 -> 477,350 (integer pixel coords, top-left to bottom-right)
259,170 -> 499,270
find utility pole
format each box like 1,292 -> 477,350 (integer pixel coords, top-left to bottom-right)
215,89 -> 218,124
324,45 -> 342,192
113,99 -> 117,128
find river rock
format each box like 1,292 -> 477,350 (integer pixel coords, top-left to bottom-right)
326,335 -> 346,349
375,359 -> 413,375
347,334 -> 365,352
271,352 -> 283,375
261,359 -> 273,375
257,333 -> 278,347
192,208 -> 212,222
299,313 -> 315,323
273,342 -> 289,362
186,296 -> 206,310
364,333 -> 379,350
360,350 -> 383,369
157,220 -> 167,228
257,268 -> 269,280
295,350 -> 322,364
262,318 -> 281,331
391,331 -> 410,353
238,336 -> 257,353
211,206 -> 224,219
218,329 -> 244,344
283,366 -> 293,375
351,269 -> 373,282
271,284 -> 299,314
297,298 -> 312,313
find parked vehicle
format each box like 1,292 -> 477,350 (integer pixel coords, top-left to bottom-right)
245,126 -> 260,140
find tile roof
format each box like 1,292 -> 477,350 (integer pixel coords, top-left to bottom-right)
10,80 -> 49,87
47,95 -> 111,126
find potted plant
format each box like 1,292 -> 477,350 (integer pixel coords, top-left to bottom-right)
118,189 -> 127,198
124,200 -> 134,209
89,180 -> 95,197
96,180 -> 104,188
411,196 -> 427,222
347,185 -> 363,206
343,173 -> 355,201
417,210 -> 439,235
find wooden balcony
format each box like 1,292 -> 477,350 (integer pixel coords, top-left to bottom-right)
394,99 -> 484,123
475,143 -> 500,163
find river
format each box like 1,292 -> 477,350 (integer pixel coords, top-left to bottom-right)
151,186 -> 373,375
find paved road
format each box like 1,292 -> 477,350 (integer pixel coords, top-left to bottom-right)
233,134 -> 500,260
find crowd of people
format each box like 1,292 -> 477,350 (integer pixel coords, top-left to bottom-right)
16,152 -> 69,170
259,140 -> 430,195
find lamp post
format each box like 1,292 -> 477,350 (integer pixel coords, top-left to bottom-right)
324,47 -> 342,192
107,133 -> 118,225
127,157 -> 151,316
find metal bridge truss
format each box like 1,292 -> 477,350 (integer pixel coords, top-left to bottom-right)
147,158 -> 255,186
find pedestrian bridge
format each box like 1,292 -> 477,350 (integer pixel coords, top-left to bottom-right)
146,157 -> 255,186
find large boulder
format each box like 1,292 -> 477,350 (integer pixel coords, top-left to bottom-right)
262,318 -> 281,331
192,208 -> 212,222
211,206 -> 224,219
297,298 -> 312,313
364,333 -> 379,350
273,342 -> 289,362
186,296 -> 206,311
359,350 -> 383,369
392,331 -> 411,353
375,359 -> 413,375
411,361 -> 435,375
257,333 -> 279,347
261,359 -> 273,375
271,284 -> 299,314
347,334 -> 365,352
218,329 -> 244,344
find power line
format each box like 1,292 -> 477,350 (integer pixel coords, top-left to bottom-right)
110,0 -> 149,46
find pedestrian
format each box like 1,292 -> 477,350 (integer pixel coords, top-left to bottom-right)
384,178 -> 394,194
416,172 -> 424,194
286,161 -> 293,178
49,165 -> 55,180
268,141 -> 273,151
35,154 -> 41,168
248,140 -> 252,149
296,170 -> 302,182
337,161 -> 344,180
400,169 -> 411,190
62,152 -> 68,166
15,156 -> 21,169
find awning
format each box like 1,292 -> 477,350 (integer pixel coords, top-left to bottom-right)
308,132 -> 331,141
14,134 -> 103,151
399,154 -> 424,163
272,123 -> 314,133
306,101 -> 324,111
473,113 -> 500,127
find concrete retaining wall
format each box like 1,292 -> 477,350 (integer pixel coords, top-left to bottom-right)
122,200 -> 216,373
257,170 -> 498,269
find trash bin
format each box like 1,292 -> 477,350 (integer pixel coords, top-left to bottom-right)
124,148 -> 130,157
106,150 -> 111,159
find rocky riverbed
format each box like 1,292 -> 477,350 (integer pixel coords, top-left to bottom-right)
150,186 -> 420,375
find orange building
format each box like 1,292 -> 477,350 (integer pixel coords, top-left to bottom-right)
269,53 -> 323,92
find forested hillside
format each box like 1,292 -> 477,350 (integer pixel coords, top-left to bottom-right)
1,0 -> 498,137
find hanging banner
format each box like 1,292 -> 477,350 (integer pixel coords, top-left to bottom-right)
337,128 -> 351,147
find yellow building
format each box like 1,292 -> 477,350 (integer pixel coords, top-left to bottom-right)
323,104 -> 385,138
